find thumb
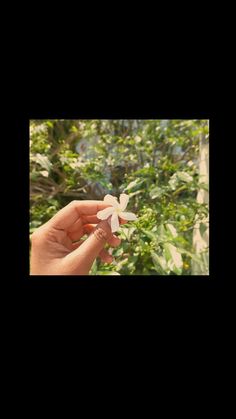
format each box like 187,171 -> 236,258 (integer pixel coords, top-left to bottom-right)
63,219 -> 113,275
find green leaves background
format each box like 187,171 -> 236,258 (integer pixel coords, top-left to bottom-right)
30,119 -> 209,275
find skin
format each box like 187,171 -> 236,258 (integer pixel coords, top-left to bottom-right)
30,200 -> 127,275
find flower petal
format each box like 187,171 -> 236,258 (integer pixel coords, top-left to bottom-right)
119,211 -> 137,221
97,207 -> 114,220
119,193 -> 129,211
111,212 -> 120,233
104,194 -> 119,208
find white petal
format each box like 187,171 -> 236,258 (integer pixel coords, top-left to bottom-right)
119,211 -> 137,221
97,207 -> 114,220
111,212 -> 120,233
119,193 -> 129,211
104,194 -> 119,208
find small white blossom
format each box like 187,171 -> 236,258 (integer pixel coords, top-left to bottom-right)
97,193 -> 137,233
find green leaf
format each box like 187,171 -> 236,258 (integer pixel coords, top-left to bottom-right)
164,243 -> 183,274
176,171 -> 193,183
169,174 -> 178,190
124,178 -> 144,191
46,121 -> 53,128
96,271 -> 121,275
141,229 -> 157,241
200,223 -> 208,237
166,223 -> 177,238
114,247 -> 124,257
149,187 -> 163,199
151,251 -> 168,272
120,226 -> 136,241
126,227 -> 136,240
90,260 -> 97,275
157,224 -> 166,238
198,183 -> 209,192
177,247 -> 202,263
34,153 -> 52,171
128,190 -> 144,198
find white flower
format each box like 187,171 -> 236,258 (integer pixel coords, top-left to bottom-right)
97,193 -> 137,233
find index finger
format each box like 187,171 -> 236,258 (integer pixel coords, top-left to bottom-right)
48,200 -> 112,230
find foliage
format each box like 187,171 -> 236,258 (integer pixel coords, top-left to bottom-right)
30,119 -> 209,275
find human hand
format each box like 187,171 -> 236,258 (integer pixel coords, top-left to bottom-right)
30,200 -> 126,275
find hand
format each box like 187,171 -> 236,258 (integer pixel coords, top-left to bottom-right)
30,200 -> 125,275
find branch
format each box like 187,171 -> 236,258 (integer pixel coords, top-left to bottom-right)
174,144 -> 193,163
173,185 -> 188,197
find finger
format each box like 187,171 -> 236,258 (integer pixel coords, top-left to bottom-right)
83,224 -> 121,247
67,218 -> 84,241
68,214 -> 128,234
68,223 -> 99,242
67,218 -> 83,233
119,218 -> 127,225
48,200 -> 113,230
108,234 -> 121,247
64,219 -> 113,275
67,216 -> 103,241
71,239 -> 85,249
68,231 -> 84,242
83,215 -> 128,225
68,215 -> 127,242
82,215 -> 106,224
71,240 -> 113,263
98,249 -> 113,263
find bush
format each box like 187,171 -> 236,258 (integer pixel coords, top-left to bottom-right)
30,119 -> 209,275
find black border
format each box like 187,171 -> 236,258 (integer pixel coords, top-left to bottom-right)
13,112 -> 223,292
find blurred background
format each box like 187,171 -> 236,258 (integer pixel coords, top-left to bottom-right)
30,119 -> 209,275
